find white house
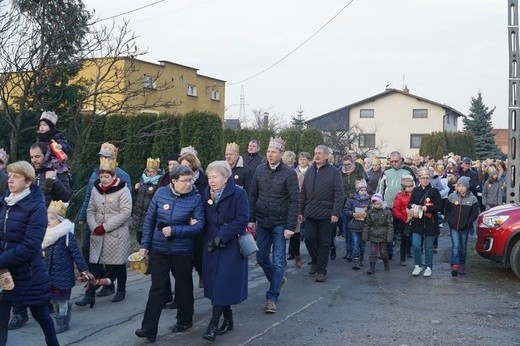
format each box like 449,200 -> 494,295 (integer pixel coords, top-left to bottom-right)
306,87 -> 465,157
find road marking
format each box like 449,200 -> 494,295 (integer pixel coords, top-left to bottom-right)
237,296 -> 325,346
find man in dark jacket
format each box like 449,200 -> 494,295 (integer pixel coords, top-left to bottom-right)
299,145 -> 344,282
242,139 -> 265,171
249,137 -> 299,314
225,142 -> 252,195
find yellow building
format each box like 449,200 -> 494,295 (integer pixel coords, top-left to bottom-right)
77,57 -> 225,119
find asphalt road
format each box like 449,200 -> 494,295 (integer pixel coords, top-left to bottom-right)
9,228 -> 520,346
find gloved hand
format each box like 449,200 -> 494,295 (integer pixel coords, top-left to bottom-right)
206,236 -> 225,252
93,225 -> 106,235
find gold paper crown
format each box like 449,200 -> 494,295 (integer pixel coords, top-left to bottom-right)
99,157 -> 118,172
268,137 -> 285,151
146,158 -> 161,170
48,200 -> 68,218
225,142 -> 240,153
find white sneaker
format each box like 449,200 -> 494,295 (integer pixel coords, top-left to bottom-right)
423,267 -> 432,277
412,265 -> 423,276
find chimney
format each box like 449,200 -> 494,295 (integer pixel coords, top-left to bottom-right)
403,85 -> 410,93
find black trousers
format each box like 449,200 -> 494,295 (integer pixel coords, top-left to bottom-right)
141,253 -> 194,334
304,218 -> 334,275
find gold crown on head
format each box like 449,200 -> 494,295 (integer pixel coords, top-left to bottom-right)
99,157 -> 118,173
98,142 -> 118,159
268,137 -> 285,151
225,142 -> 240,153
48,200 -> 68,218
146,158 -> 160,170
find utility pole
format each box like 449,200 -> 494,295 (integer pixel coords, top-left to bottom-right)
508,0 -> 520,203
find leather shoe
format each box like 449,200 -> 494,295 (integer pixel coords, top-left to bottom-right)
171,322 -> 193,333
135,328 -> 156,342
111,291 -> 125,303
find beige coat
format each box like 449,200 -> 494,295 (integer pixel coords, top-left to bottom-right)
87,180 -> 132,265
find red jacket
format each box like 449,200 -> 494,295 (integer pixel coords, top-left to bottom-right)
392,192 -> 411,224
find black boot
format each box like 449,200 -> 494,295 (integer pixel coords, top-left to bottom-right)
366,262 -> 375,274
202,319 -> 219,342
384,260 -> 390,271
330,246 -> 337,260
217,309 -> 233,335
74,294 -> 95,308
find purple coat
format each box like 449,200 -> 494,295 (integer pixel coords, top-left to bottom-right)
202,178 -> 249,305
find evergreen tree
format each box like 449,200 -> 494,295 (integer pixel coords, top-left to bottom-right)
291,106 -> 306,130
462,93 -> 503,159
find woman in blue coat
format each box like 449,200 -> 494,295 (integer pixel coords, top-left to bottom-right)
201,161 -> 249,342
0,161 -> 59,345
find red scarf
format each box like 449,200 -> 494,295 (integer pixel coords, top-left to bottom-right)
100,177 -> 118,192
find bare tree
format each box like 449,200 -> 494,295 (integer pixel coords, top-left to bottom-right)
323,121 -> 387,158
247,108 -> 284,131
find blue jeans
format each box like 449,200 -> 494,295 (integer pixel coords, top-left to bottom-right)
351,231 -> 365,258
450,228 -> 469,266
412,233 -> 435,268
256,224 -> 286,302
342,212 -> 353,257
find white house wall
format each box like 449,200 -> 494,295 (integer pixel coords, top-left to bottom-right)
350,93 -> 452,158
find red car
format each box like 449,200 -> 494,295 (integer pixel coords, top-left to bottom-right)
476,204 -> 520,279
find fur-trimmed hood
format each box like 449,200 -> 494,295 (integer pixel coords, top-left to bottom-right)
42,219 -> 74,249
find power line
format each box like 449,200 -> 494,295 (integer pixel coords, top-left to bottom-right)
228,0 -> 356,86
92,0 -> 165,24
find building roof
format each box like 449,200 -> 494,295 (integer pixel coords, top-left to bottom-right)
224,118 -> 241,129
306,88 -> 466,124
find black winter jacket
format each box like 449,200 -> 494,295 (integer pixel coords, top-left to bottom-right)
300,163 -> 344,220
445,191 -> 480,231
408,184 -> 442,236
249,162 -> 299,231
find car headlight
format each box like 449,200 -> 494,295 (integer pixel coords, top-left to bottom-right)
481,215 -> 510,228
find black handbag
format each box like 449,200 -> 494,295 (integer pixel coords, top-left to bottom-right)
403,222 -> 412,237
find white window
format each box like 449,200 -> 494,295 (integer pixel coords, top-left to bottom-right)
187,85 -> 197,97
412,109 -> 428,118
143,75 -> 156,90
410,134 -> 426,148
360,109 -> 374,118
359,133 -> 375,148
210,89 -> 220,101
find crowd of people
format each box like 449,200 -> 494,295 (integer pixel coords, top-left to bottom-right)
0,110 -> 509,344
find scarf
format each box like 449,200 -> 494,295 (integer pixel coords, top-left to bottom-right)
100,177 -> 119,192
42,219 -> 74,249
141,173 -> 161,185
37,128 -> 59,144
4,187 -> 31,206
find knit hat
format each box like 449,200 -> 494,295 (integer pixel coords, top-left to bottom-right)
40,111 -> 58,129
355,179 -> 367,193
166,153 -> 180,162
462,157 -> 472,164
371,193 -> 385,205
457,176 -> 470,189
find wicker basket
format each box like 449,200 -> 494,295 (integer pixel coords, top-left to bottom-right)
128,252 -> 148,274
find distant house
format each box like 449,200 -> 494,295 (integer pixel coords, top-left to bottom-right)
77,57 -> 225,119
306,87 -> 465,157
492,129 -> 508,155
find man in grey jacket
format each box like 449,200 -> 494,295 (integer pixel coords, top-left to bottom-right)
299,145 -> 344,282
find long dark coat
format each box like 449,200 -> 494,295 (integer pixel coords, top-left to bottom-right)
202,178 -> 249,306
0,185 -> 52,306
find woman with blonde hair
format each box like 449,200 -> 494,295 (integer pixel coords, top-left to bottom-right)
0,161 -> 59,345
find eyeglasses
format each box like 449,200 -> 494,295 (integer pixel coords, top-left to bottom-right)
176,178 -> 194,184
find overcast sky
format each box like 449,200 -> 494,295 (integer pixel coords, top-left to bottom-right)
84,0 -> 507,129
